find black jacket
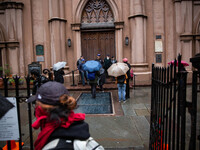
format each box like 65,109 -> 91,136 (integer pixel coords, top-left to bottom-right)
54,69 -> 65,83
44,121 -> 90,149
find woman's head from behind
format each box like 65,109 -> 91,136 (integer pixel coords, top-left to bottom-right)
28,81 -> 77,123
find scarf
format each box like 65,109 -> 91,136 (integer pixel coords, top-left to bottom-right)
32,106 -> 85,150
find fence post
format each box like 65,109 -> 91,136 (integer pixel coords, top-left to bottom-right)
189,53 -> 200,150
14,76 -> 23,150
71,70 -> 77,86
26,75 -> 34,150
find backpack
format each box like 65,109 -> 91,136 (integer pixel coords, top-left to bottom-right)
42,137 -> 104,150
88,72 -> 96,80
130,69 -> 134,78
117,75 -> 126,84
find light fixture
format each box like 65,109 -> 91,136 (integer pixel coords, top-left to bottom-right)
125,37 -> 129,46
67,38 -> 71,47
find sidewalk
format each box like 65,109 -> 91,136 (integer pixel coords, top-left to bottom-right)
0,85 -> 151,150
69,86 -> 151,150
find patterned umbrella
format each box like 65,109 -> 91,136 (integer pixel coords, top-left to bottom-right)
107,62 -> 129,77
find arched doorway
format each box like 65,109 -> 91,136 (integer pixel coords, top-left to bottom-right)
81,0 -> 115,61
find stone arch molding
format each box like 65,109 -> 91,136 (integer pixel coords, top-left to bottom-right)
0,23 -> 6,42
75,0 -> 119,23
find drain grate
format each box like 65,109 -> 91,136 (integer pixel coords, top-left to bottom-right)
74,92 -> 113,114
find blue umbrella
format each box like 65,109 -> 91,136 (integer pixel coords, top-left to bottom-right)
83,60 -> 102,72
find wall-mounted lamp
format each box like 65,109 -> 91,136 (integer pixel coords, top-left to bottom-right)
125,37 -> 129,46
67,38 -> 71,47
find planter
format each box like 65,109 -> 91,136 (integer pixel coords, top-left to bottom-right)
0,79 -> 3,88
11,81 -> 15,86
19,80 -> 24,85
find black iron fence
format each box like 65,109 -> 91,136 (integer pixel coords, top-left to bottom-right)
149,54 -> 199,150
0,68 -> 79,150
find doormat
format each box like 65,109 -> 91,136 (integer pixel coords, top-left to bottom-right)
74,92 -> 113,114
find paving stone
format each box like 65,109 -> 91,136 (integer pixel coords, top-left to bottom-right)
135,109 -> 150,116
132,104 -> 146,109
85,116 -> 144,149
132,116 -> 150,141
121,104 -> 137,116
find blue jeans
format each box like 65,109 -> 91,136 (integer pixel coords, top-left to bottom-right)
80,71 -> 85,85
117,83 -> 126,101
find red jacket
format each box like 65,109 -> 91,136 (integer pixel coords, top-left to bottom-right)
32,106 -> 85,150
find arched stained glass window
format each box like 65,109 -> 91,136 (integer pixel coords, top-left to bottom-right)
81,0 -> 114,28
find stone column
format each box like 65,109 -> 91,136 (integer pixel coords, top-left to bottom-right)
114,22 -> 124,62
49,0 -> 66,65
4,2 -> 24,75
116,29 -> 123,62
129,0 -> 148,70
176,1 -> 193,69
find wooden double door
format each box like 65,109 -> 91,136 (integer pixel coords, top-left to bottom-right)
81,30 -> 115,61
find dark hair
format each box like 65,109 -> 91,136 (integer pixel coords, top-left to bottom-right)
48,95 -> 77,124
31,69 -> 40,77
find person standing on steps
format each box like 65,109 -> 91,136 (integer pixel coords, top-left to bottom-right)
123,58 -> 131,99
116,74 -> 128,103
103,54 -> 112,79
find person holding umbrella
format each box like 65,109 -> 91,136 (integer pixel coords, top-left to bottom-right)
53,62 -> 66,84
83,60 -> 102,98
107,62 -> 129,102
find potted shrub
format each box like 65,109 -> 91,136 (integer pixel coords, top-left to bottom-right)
19,78 -> 24,85
8,78 -> 15,86
0,64 -> 12,77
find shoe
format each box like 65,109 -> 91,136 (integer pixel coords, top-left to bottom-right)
119,101 -> 121,103
123,100 -> 127,104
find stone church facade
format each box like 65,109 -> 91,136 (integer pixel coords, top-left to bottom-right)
0,0 -> 200,85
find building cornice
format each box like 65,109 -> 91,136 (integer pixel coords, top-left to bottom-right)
180,33 -> 200,41
48,17 -> 67,23
114,21 -> 124,29
0,2 -> 24,10
128,14 -> 147,19
0,41 -> 19,48
71,23 -> 81,31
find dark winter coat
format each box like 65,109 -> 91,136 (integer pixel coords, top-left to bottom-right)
54,69 -> 65,83
104,58 -> 112,70
88,71 -> 100,85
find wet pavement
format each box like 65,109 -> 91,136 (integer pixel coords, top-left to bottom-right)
0,83 -> 199,150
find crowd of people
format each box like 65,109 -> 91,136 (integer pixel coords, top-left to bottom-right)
30,53 -> 132,102
24,54 -> 132,149
76,54 -> 131,101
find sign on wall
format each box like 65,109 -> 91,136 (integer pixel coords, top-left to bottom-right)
0,97 -> 19,141
36,45 -> 44,55
28,62 -> 42,75
156,54 -> 162,63
155,40 -> 163,52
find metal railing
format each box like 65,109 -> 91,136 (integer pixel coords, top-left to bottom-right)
0,68 -> 79,150
149,54 -> 199,150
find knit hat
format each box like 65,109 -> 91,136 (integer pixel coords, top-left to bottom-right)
123,58 -> 128,62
